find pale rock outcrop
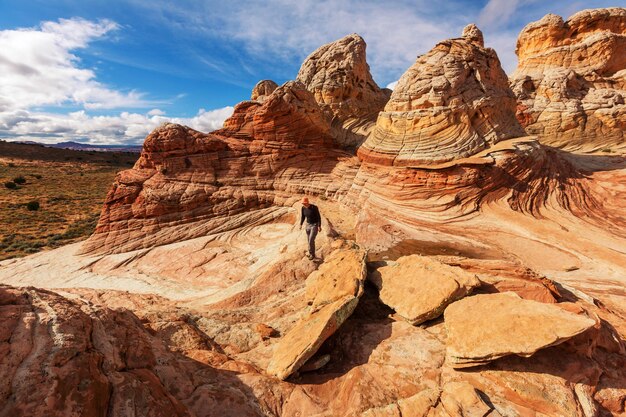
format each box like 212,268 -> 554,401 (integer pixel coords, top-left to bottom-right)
511,8 -> 626,151
445,292 -> 597,367
358,25 -> 525,166
251,79 -> 278,102
439,381 -> 493,417
297,33 -> 391,147
370,255 -> 480,325
266,247 -> 367,380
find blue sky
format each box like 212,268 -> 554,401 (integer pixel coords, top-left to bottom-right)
0,0 -> 622,144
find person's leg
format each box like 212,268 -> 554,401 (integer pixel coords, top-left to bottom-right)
308,224 -> 318,258
305,224 -> 313,257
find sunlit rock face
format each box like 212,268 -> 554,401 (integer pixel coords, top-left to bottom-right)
357,24 -> 525,167
511,8 -> 626,152
80,81 -> 357,255
2,14 -> 626,417
297,33 -> 391,148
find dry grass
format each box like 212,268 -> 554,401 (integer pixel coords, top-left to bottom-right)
0,141 -> 138,260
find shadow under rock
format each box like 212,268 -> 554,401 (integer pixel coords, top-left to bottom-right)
456,339 -> 626,414
558,150 -> 626,173
289,281 -> 395,385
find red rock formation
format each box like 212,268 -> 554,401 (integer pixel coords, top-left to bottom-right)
3,11 -> 626,417
511,8 -> 626,152
358,24 -> 525,166
81,81 -> 357,254
0,285 -> 267,417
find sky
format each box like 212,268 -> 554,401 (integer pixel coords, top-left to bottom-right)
0,0 -> 622,145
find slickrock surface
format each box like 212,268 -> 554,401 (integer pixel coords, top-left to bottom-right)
511,8 -> 626,152
370,255 -> 480,325
297,34 -> 390,147
445,292 -> 597,368
267,247 -> 367,380
358,24 -> 525,166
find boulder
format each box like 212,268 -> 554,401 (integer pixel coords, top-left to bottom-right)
266,248 -> 367,380
370,255 -> 480,325
444,292 -> 597,367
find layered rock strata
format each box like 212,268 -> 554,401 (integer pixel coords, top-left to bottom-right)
511,8 -> 626,151
297,34 -> 391,147
3,13 -> 626,417
358,25 -> 525,166
81,81 -> 357,254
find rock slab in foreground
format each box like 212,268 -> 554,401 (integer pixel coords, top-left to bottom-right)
371,255 -> 481,325
266,247 -> 367,380
445,292 -> 596,368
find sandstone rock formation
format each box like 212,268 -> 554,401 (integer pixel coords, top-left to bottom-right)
267,247 -> 366,379
0,285 -> 267,417
358,24 -> 526,166
2,9 -> 626,417
297,33 -> 391,148
80,80 -> 353,254
511,8 -> 626,152
370,255 -> 480,325
445,292 -> 597,368
251,79 -> 278,101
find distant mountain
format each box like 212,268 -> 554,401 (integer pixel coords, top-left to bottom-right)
15,140 -> 142,153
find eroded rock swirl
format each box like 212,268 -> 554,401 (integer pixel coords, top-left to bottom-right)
2,9 -> 626,417
358,25 -> 525,166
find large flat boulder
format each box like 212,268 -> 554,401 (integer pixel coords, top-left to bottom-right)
370,255 -> 481,325
445,292 -> 596,368
266,247 -> 367,380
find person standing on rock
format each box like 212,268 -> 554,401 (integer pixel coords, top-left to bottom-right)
299,197 -> 322,260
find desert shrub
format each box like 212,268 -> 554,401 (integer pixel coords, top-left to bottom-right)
61,216 -> 98,240
8,162 -> 15,167
13,176 -> 26,184
4,181 -> 17,189
33,174 -> 43,179
26,200 -> 40,211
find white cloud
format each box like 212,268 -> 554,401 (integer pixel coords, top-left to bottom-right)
0,17 -> 151,111
147,108 -> 166,116
1,107 -> 234,145
477,0 -> 522,30
0,17 -> 234,146
386,81 -> 398,91
132,0 -> 466,86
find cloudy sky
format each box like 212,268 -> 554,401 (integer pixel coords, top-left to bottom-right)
0,0 -> 621,145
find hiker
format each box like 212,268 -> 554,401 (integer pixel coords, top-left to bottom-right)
299,197 -> 321,260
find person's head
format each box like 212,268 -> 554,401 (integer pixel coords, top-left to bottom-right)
301,196 -> 310,208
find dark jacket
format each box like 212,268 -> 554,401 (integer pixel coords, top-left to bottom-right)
300,204 -> 321,226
